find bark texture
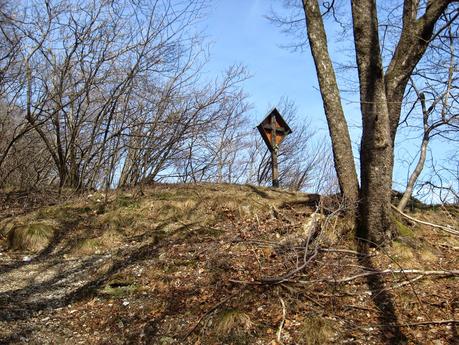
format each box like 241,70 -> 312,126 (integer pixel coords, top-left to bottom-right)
352,0 -> 395,243
302,0 -> 360,206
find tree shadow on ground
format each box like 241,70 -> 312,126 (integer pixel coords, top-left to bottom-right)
450,290 -> 458,345
246,185 -> 273,199
0,210 -> 91,275
357,241 -> 407,344
0,218 -> 199,328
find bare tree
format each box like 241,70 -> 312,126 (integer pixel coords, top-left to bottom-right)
1,0 -> 213,190
397,15 -> 459,210
119,65 -> 250,186
276,0 -> 459,244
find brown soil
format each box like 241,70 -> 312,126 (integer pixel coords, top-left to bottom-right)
0,183 -> 457,344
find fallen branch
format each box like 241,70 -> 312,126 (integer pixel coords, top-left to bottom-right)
391,204 -> 459,236
370,319 -> 458,328
315,269 -> 459,284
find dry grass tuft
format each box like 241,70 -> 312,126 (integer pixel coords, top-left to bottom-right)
214,308 -> 253,335
7,221 -> 56,251
391,241 -> 416,263
72,238 -> 100,255
418,246 -> 438,263
390,238 -> 439,268
300,315 -> 335,345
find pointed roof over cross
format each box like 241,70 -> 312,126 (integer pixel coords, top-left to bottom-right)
256,107 -> 292,151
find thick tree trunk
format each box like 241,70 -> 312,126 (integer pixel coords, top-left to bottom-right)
302,0 -> 359,206
352,0 -> 396,244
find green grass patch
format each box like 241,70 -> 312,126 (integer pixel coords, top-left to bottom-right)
101,279 -> 138,297
395,218 -> 415,237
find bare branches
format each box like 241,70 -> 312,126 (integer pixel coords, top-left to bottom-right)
259,206 -> 321,284
0,0 -> 257,191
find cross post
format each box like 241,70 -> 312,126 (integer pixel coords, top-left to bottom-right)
271,113 -> 279,188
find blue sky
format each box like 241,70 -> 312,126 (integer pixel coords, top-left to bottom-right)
201,0 -> 329,130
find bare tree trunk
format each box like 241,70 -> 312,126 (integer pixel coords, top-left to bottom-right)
398,93 -> 430,211
398,135 -> 428,212
351,0 -> 396,243
302,0 -> 359,206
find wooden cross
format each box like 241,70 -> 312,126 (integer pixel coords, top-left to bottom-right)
256,108 -> 292,188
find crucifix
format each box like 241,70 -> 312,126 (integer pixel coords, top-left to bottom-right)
256,108 -> 292,188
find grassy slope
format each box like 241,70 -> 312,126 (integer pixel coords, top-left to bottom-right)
0,183 -> 457,344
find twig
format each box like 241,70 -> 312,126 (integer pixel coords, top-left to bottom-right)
319,248 -> 375,256
345,304 -> 377,312
383,274 -> 424,291
261,246 -> 319,284
303,294 -> 325,308
228,278 -> 262,285
391,204 -> 459,235
260,207 -> 321,284
276,296 -> 286,344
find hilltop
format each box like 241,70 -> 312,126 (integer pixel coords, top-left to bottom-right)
0,183 -> 458,344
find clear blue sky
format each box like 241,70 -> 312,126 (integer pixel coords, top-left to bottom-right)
201,0 -> 329,130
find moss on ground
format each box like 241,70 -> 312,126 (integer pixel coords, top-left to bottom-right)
394,218 -> 415,237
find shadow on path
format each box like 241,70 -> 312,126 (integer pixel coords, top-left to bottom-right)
357,241 -> 407,344
450,290 -> 458,345
0,218 -> 198,328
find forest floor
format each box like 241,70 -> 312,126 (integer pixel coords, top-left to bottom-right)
0,183 -> 458,345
